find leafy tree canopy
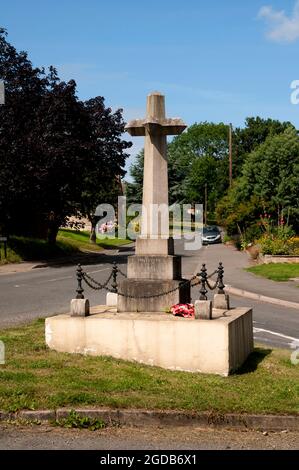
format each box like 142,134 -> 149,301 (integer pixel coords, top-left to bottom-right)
232,117 -> 294,177
216,127 -> 299,234
0,28 -> 131,242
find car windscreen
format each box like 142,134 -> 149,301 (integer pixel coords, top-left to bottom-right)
203,227 -> 219,235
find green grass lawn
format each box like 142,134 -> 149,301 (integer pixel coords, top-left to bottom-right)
57,229 -> 132,251
246,263 -> 299,282
0,231 -> 132,265
0,319 -> 298,414
1,235 -> 79,265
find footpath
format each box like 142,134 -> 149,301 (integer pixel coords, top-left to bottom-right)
197,243 -> 299,309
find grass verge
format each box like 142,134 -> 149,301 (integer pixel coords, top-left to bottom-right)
1,236 -> 79,265
246,263 -> 299,282
0,231 -> 132,265
0,319 -> 298,415
55,410 -> 106,430
57,229 -> 132,251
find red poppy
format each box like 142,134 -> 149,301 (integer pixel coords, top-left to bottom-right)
171,304 -> 195,318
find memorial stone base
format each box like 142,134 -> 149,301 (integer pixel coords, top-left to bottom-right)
117,278 -> 190,313
117,243 -> 191,313
45,306 -> 254,376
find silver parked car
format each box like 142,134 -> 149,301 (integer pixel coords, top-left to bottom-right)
202,226 -> 222,245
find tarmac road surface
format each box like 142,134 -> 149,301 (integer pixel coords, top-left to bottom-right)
0,424 -> 298,450
0,241 -> 298,350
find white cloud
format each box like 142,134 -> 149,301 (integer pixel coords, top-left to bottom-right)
258,1 -> 299,43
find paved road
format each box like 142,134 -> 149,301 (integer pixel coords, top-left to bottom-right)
201,243 -> 299,303
197,244 -> 299,349
0,424 -> 298,450
0,241 -> 199,328
0,242 -> 298,349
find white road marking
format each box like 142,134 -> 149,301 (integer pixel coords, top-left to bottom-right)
39,267 -> 111,284
253,327 -> 298,343
38,275 -> 73,284
87,267 -> 110,275
253,336 -> 286,345
12,267 -> 111,286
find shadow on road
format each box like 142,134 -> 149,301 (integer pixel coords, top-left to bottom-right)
32,247 -> 134,270
236,347 -> 272,375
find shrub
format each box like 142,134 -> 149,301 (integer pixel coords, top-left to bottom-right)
223,234 -> 233,244
259,236 -> 295,255
244,225 -> 263,244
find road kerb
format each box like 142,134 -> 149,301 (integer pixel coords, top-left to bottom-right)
225,285 -> 299,310
0,409 -> 298,431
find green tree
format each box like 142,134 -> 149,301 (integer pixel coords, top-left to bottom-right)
126,118 -> 295,220
80,97 -> 131,242
216,127 -> 299,233
233,117 -> 293,177
184,156 -> 217,206
241,127 -> 299,224
168,122 -> 229,205
126,122 -> 230,207
0,29 -> 130,243
0,27 -> 58,238
125,150 -> 144,204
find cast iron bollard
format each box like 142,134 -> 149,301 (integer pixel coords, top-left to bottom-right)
217,262 -> 225,295
76,264 -> 84,299
199,264 -> 208,300
111,262 -> 118,293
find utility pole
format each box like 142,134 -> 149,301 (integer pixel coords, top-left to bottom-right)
229,123 -> 233,188
204,183 -> 208,226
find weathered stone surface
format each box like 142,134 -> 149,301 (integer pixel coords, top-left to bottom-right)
0,411 -> 11,421
70,299 -> 90,317
119,93 -> 188,312
106,292 -> 118,307
18,410 -> 55,422
135,238 -> 174,256
127,93 -> 180,243
117,279 -> 190,313
214,294 -> 230,310
45,307 -> 254,376
127,255 -> 181,280
195,300 -> 213,320
126,96 -> 187,247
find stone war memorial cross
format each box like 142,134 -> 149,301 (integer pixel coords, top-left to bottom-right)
117,92 -> 191,312
46,91 -> 254,375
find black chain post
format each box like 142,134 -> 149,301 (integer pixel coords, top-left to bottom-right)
199,264 -> 208,300
217,262 -> 225,295
111,262 -> 118,293
76,264 -> 84,299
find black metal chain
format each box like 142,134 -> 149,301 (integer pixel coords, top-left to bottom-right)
117,267 -> 127,278
82,273 -> 118,293
76,262 -> 225,300
207,269 -> 218,279
82,270 -> 113,290
206,278 -> 219,291
117,275 -> 198,299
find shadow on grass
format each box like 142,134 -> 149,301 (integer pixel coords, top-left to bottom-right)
236,347 -> 272,375
9,236 -> 79,261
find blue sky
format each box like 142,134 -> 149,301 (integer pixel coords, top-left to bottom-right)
2,0 -> 299,174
